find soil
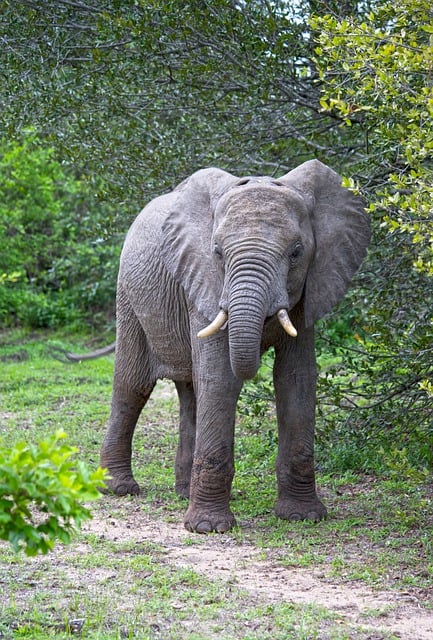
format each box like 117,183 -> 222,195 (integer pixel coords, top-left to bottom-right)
83,502 -> 433,640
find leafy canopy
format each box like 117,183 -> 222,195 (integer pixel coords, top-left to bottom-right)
0,0 -> 352,202
313,0 -> 433,276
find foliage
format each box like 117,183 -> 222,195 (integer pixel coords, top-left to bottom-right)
0,1 -> 357,328
0,131 -> 120,328
310,0 -> 433,464
380,447 -> 430,485
313,0 -> 433,275
239,349 -> 275,421
0,430 -> 106,555
0,0 -> 362,207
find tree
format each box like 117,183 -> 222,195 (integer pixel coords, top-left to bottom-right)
311,0 -> 433,466
0,0 -> 359,208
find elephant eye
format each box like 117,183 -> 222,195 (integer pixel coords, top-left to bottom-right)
290,242 -> 303,260
214,243 -> 223,258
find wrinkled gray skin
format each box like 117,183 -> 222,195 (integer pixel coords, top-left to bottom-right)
100,160 -> 370,533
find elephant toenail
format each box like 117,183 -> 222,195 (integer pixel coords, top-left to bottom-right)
289,512 -> 302,521
307,510 -> 320,521
196,521 -> 212,534
117,484 -> 128,496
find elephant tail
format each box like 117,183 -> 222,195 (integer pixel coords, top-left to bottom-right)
49,341 -> 116,363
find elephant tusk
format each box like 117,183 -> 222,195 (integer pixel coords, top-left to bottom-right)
277,309 -> 298,337
197,310 -> 229,338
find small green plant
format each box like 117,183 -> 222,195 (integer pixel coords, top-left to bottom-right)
381,447 -> 430,485
238,348 -> 274,420
0,430 -> 106,555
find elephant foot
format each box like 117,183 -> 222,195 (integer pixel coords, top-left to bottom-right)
183,505 -> 236,534
104,474 -> 140,497
275,496 -> 327,522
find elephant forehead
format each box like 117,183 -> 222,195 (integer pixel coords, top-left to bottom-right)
215,185 -> 306,234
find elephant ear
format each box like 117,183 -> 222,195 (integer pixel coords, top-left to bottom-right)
279,160 -> 370,327
161,168 -> 239,320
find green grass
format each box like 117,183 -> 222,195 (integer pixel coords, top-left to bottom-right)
1,531 -> 353,639
1,330 -> 432,639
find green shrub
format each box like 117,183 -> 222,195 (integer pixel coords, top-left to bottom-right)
310,0 -> 433,472
0,431 -> 106,555
0,130 -> 120,329
239,349 -> 275,421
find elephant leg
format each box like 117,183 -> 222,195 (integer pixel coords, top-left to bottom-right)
101,295 -> 156,496
273,327 -> 327,522
184,324 -> 242,533
174,380 -> 196,498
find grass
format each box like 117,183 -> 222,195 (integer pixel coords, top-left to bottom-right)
1,534 -> 349,639
1,329 -> 432,639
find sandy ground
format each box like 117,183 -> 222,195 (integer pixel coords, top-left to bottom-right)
83,503 -> 433,640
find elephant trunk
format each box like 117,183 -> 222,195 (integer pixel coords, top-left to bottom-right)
196,246 -> 293,380
228,278 -> 269,381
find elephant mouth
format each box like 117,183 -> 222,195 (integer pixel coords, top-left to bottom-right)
197,308 -> 297,339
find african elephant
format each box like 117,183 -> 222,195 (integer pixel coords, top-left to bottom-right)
100,160 -> 370,533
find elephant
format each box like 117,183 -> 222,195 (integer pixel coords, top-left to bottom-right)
96,159 -> 370,534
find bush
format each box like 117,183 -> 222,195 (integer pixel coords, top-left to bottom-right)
0,431 -> 106,555
310,1 -> 433,470
0,131 -> 120,329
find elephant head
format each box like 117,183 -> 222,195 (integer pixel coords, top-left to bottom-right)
161,160 -> 370,380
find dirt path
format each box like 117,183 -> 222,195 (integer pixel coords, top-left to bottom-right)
84,503 -> 433,640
